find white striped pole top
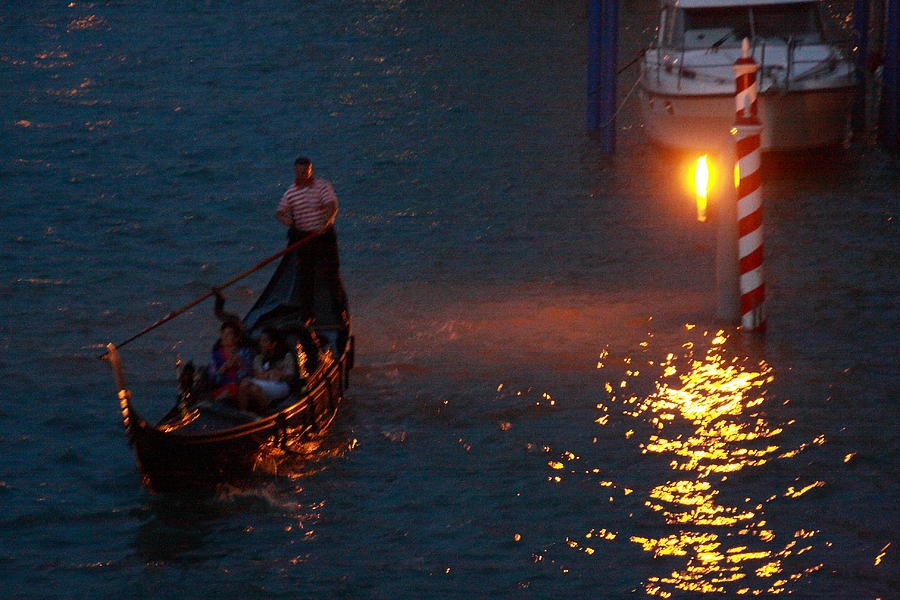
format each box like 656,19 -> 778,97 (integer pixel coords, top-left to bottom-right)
733,38 -> 758,120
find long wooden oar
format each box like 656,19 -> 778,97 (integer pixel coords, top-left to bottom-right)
100,227 -> 326,358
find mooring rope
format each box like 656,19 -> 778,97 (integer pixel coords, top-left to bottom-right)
598,75 -> 642,129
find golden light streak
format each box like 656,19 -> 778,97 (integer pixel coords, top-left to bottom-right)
693,155 -> 709,222
793,529 -> 818,539
874,543 -> 890,566
784,481 -> 825,498
586,528 -> 618,540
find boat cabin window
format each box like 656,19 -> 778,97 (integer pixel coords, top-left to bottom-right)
680,6 -> 751,48
752,2 -> 822,43
675,2 -> 823,49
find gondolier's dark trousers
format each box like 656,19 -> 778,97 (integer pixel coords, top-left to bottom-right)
288,225 -> 348,321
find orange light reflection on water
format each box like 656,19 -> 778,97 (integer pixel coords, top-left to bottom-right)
591,328 -> 827,597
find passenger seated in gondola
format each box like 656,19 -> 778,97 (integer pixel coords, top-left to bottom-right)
207,320 -> 254,402
236,327 -> 297,413
213,287 -> 256,349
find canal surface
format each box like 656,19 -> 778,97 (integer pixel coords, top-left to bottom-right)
1,1 -> 897,598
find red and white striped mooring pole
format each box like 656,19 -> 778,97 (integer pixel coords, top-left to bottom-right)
732,39 -> 765,330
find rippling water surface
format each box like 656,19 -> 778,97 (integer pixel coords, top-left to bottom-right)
1,2 -> 897,598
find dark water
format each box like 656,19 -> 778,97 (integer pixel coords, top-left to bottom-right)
1,2 -> 897,598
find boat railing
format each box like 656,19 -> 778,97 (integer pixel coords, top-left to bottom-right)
645,37 -> 855,92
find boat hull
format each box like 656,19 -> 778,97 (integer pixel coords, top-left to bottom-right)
123,355 -> 349,493
111,237 -> 354,493
638,85 -> 854,152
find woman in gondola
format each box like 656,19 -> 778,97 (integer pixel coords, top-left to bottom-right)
207,320 -> 254,402
237,327 -> 296,413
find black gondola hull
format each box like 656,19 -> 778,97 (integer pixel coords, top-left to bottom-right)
123,356 -> 348,493
112,240 -> 353,493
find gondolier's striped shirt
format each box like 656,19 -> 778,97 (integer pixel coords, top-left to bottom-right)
277,178 -> 338,232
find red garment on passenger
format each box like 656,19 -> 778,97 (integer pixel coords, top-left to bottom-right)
212,382 -> 239,401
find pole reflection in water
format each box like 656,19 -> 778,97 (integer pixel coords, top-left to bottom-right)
589,328 -> 827,597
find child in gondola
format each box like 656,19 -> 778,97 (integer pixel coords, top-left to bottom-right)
237,327 -> 296,413
207,320 -> 254,402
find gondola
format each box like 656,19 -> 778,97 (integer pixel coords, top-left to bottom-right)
106,235 -> 353,493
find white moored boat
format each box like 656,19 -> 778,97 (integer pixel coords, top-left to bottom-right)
638,0 -> 857,151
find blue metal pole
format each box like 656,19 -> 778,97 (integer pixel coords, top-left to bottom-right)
880,0 -> 900,151
587,0 -> 602,130
851,0 -> 870,135
600,0 -> 619,152
587,0 -> 618,152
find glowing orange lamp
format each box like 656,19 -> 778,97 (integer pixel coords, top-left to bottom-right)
693,155 -> 709,222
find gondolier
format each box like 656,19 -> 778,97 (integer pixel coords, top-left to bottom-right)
276,156 -> 348,324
